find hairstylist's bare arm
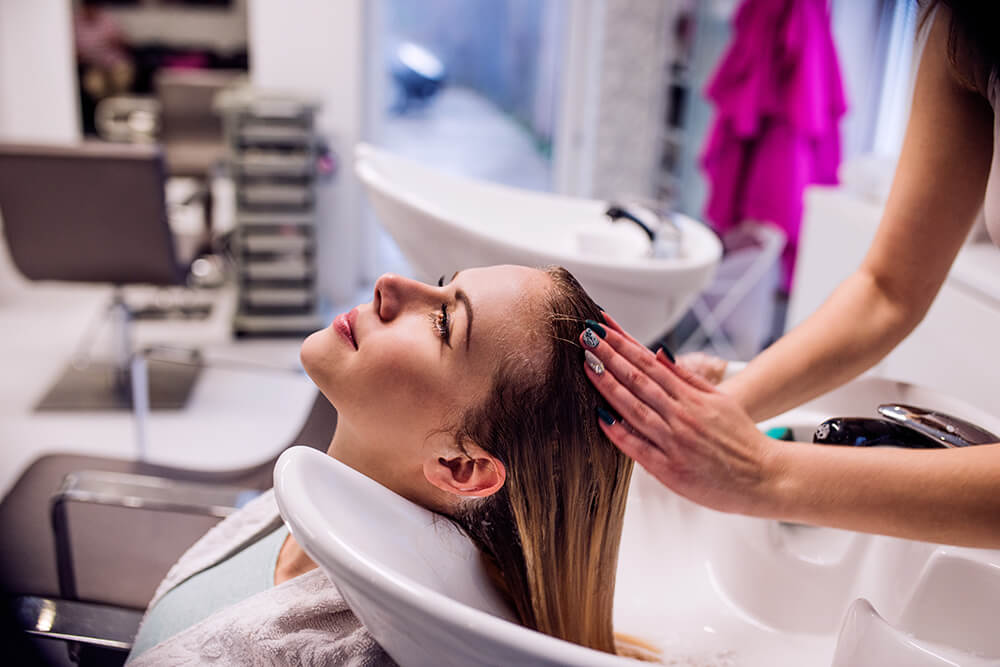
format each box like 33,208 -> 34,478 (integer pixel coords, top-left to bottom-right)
722,8 -> 994,421
581,320 -> 1000,547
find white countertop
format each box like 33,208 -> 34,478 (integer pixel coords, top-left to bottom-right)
949,240 -> 1000,306
0,264 -> 319,498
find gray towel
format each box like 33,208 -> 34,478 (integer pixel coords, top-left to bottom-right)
130,490 -> 395,666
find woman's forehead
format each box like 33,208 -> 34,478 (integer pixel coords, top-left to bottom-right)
461,264 -> 546,286
460,266 -> 548,306
459,266 -> 552,347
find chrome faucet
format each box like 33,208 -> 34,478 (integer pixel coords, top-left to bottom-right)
877,404 -> 999,447
605,200 -> 683,258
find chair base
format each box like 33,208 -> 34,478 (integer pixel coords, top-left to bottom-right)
35,359 -> 200,411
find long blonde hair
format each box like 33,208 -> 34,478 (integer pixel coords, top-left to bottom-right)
451,267 -> 634,653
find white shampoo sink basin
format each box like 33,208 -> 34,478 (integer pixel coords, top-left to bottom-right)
274,376 -> 1000,666
355,144 -> 722,343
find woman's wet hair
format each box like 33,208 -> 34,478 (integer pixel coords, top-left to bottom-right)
448,266 -> 633,654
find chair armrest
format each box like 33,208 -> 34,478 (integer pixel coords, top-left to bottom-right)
51,471 -> 260,601
11,594 -> 142,652
54,470 -> 258,518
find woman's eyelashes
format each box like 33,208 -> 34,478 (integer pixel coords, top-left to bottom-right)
433,304 -> 452,343
432,275 -> 453,345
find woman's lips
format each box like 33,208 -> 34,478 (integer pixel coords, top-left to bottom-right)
333,308 -> 358,349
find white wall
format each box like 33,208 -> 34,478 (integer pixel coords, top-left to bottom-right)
553,0 -> 683,200
0,0 -> 80,143
553,0 -> 605,197
830,1 -> 886,161
791,186 -> 1000,416
831,0 -> 920,162
248,0 -> 369,305
589,0 -> 674,201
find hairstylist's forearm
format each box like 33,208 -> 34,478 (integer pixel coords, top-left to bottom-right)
761,441 -> 1000,548
722,7 -> 993,422
720,268 -> 917,422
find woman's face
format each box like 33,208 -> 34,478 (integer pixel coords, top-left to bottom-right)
300,265 -> 551,503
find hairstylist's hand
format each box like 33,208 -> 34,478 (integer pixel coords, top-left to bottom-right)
581,313 -> 776,516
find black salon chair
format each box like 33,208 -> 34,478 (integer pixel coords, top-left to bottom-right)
0,141 -> 334,665
0,141 -> 205,412
1,390 -> 337,666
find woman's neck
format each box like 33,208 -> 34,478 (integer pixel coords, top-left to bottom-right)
272,431 -> 348,586
326,422 -> 414,498
274,533 -> 316,585
326,421 -> 454,515
326,422 -> 360,465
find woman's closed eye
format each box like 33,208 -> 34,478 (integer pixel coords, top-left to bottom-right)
432,275 -> 453,345
430,304 -> 451,344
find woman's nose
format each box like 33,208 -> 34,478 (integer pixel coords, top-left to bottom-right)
373,274 -> 434,321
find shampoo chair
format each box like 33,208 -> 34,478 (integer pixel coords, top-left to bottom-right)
1,391 -> 337,665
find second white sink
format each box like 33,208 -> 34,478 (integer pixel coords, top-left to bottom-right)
355,144 -> 722,343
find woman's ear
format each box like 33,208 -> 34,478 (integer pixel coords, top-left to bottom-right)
423,445 -> 506,498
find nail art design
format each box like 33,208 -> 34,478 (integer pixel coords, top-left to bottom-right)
584,349 -> 604,375
582,328 -> 600,349
584,319 -> 607,338
596,406 -> 617,425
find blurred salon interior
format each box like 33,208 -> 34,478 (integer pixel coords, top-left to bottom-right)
1,0 -> 999,665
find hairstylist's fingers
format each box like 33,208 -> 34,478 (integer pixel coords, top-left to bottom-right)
585,325 -> 690,402
583,347 -> 674,446
582,332 -> 673,413
598,417 -> 674,476
600,311 -> 642,347
657,348 -> 717,393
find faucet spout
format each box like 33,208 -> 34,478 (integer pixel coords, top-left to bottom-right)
605,203 -> 657,242
605,201 -> 683,258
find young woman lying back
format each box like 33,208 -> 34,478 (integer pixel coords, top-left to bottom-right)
127,265 -> 640,664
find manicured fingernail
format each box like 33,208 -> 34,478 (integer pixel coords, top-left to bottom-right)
584,320 -> 606,338
584,349 -> 604,375
582,328 -> 601,349
658,345 -> 676,364
596,406 -> 617,425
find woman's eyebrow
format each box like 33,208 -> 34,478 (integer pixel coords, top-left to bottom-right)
456,289 -> 473,351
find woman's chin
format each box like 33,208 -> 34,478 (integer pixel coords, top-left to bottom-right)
299,327 -> 341,389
